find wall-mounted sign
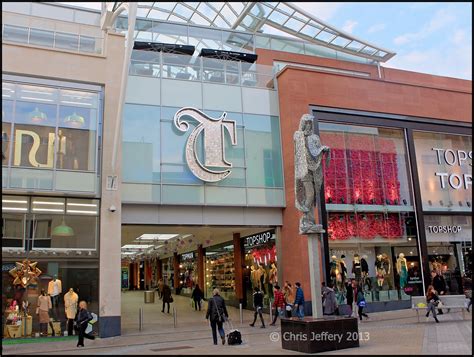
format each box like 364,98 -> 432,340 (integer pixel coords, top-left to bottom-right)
432,148 -> 472,190
243,230 -> 275,247
427,225 -> 462,234
174,107 -> 237,182
181,252 -> 195,260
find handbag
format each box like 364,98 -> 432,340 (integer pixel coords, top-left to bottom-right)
169,296 -> 174,303
213,298 -> 225,323
285,304 -> 292,312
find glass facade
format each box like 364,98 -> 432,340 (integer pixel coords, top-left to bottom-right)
2,77 -> 102,194
320,122 -> 422,303
122,105 -> 284,206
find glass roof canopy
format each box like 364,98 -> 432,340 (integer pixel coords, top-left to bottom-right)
110,2 -> 395,63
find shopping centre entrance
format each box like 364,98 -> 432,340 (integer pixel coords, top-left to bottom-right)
120,224 -> 280,331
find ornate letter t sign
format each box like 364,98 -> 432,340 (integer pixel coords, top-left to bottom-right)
174,107 -> 237,182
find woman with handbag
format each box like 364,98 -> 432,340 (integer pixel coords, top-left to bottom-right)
425,285 -> 440,323
161,284 -> 173,313
76,300 -> 95,347
205,288 -> 229,345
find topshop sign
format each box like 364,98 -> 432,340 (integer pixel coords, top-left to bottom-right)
432,148 -> 472,190
244,230 -> 275,247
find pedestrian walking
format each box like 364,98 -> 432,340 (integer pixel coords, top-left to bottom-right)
345,280 -> 353,317
283,281 -> 295,318
76,300 -> 95,347
191,284 -> 204,311
431,270 -> 446,315
157,278 -> 164,299
294,282 -> 305,320
161,283 -> 173,313
425,285 -> 440,323
321,282 -> 338,315
36,289 -> 52,337
205,288 -> 229,345
356,287 -> 369,321
270,285 -> 285,326
249,287 -> 266,328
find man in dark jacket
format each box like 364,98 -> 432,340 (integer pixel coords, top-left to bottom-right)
206,288 -> 229,345
431,270 -> 446,314
191,284 -> 203,311
345,280 -> 354,317
294,282 -> 305,320
249,287 -> 265,328
161,284 -> 173,313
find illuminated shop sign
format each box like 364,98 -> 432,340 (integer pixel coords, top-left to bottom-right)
181,252 -> 195,260
243,230 -> 275,247
174,107 -> 237,183
432,148 -> 472,190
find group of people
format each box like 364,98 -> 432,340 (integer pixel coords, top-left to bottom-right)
321,280 -> 369,321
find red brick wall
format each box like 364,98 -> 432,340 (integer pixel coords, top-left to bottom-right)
260,48 -> 472,300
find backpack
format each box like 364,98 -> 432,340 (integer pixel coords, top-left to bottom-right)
227,330 -> 242,345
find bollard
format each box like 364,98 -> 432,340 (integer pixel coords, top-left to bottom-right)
239,303 -> 243,324
269,301 -> 273,324
173,307 -> 177,328
139,307 -> 143,331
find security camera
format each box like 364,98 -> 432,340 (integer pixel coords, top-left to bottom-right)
109,205 -> 117,212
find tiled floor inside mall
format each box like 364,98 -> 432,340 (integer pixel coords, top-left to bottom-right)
3,291 -> 472,355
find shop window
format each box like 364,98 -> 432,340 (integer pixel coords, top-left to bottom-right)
178,252 -> 198,295
205,243 -> 235,302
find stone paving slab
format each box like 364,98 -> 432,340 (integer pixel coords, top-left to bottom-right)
3,292 -> 472,355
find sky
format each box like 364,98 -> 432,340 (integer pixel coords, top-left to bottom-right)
61,2 -> 472,80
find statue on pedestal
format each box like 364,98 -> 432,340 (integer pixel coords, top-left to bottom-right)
294,114 -> 331,235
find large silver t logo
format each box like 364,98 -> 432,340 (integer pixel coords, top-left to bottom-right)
174,107 -> 237,182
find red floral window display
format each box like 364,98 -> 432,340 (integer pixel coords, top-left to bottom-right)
321,132 -> 348,204
250,245 -> 277,265
328,212 -> 403,241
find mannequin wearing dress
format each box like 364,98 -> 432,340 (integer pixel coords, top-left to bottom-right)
396,253 -> 408,289
375,254 -> 385,288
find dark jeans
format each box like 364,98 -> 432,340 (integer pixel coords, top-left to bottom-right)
77,323 -> 94,346
210,320 -> 225,345
162,301 -> 170,313
67,318 -> 74,336
251,307 -> 265,326
358,306 -> 368,320
271,307 -> 280,324
193,299 -> 201,311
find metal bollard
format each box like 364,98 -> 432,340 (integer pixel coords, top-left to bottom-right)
269,301 -> 273,323
239,303 -> 243,324
139,307 -> 143,331
173,307 -> 177,328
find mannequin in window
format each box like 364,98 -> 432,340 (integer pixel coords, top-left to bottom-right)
64,288 -> 78,336
257,264 -> 267,294
340,255 -> 348,285
269,262 -> 278,299
382,253 -> 392,289
37,289 -> 52,337
361,255 -> 371,290
396,253 -> 408,290
56,129 -> 67,169
352,254 -> 362,281
375,255 -> 385,288
48,275 -> 62,319
250,265 -> 258,289
329,255 -> 339,288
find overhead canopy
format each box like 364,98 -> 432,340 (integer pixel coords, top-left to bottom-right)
107,2 -> 396,62
199,48 -> 258,63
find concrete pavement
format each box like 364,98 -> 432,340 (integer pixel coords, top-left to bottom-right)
3,291 -> 472,355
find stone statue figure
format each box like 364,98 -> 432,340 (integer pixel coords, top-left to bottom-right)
294,114 -> 330,234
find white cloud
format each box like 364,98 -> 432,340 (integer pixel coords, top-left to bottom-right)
367,23 -> 386,34
393,7 -> 457,45
451,29 -> 466,45
342,20 -> 358,34
291,2 -> 345,22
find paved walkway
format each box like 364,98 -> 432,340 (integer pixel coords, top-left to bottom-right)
3,291 -> 472,355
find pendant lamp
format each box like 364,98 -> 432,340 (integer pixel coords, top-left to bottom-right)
29,107 -> 47,123
52,217 -> 74,237
63,112 -> 85,128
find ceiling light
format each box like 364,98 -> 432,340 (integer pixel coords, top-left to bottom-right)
32,208 -> 64,212
63,112 -> 85,128
67,203 -> 97,207
33,201 -> 64,205
66,209 -> 97,214
2,199 -> 28,204
2,207 -> 28,211
52,217 -> 74,237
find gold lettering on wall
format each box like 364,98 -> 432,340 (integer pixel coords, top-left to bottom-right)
14,129 -> 55,168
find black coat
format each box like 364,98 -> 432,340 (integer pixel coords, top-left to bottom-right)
432,275 -> 446,294
253,291 -> 264,308
76,308 -> 91,326
206,295 -> 228,322
345,283 -> 353,304
162,285 -> 173,303
191,286 -> 203,301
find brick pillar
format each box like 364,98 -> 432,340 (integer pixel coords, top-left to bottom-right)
157,259 -> 163,280
197,245 -> 205,289
233,233 -> 244,302
173,253 -> 180,290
